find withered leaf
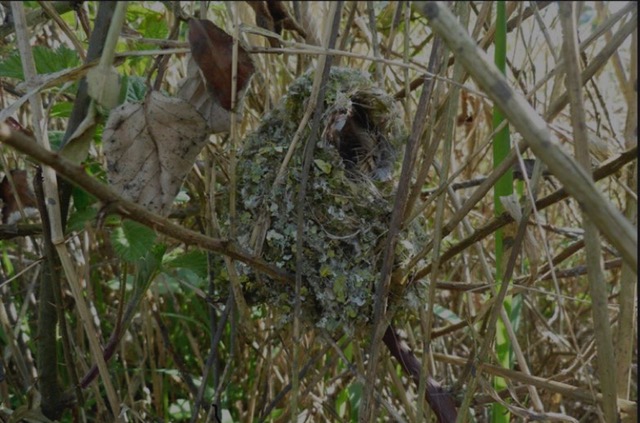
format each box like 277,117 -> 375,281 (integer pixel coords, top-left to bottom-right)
187,18 -> 255,111
1,169 -> 38,224
177,56 -> 233,134
103,91 -> 208,216
246,1 -> 308,47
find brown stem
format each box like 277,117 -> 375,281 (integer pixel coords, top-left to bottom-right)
413,144 -> 638,281
0,122 -> 293,284
383,325 -> 457,423
33,168 -> 68,419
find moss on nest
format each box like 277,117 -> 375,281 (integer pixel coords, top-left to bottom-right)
234,68 -> 423,333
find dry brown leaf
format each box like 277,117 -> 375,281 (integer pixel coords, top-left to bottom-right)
246,1 -> 308,47
187,18 -> 254,111
1,169 -> 38,224
103,91 -> 208,216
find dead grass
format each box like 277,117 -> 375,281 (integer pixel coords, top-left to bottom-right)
0,2 -> 636,422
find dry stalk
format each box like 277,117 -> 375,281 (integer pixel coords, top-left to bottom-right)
559,5 -> 617,420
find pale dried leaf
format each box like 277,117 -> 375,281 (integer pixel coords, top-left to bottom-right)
87,65 -> 120,109
103,91 -> 208,216
177,57 -> 233,134
60,102 -> 97,163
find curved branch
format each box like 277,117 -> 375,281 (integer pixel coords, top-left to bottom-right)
383,326 -> 457,422
0,122 -> 293,284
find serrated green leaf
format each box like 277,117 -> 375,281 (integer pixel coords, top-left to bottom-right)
122,75 -> 148,103
164,250 -> 208,278
111,220 -> 157,261
66,207 -> 97,233
0,51 -> 23,79
0,45 -> 80,80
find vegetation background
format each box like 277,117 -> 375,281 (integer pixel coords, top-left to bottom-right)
0,1 -> 636,422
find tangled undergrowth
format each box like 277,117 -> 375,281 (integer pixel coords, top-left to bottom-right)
0,2 -> 636,422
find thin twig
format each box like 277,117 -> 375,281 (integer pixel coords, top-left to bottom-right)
417,2 -> 637,271
0,122 -> 294,284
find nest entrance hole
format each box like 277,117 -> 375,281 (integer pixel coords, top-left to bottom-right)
325,94 -> 394,181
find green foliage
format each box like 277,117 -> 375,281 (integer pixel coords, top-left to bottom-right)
163,249 -> 208,279
47,131 -> 65,151
167,398 -> 191,421
119,75 -> 148,103
111,219 -> 158,261
0,3 -> 630,421
0,45 -> 80,80
1,248 -> 13,276
66,207 -> 97,232
492,2 -> 513,422
140,12 -> 169,39
50,102 -> 74,118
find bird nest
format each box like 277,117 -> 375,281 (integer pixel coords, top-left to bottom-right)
234,68 -> 425,333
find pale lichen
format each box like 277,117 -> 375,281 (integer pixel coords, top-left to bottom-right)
232,67 -> 423,333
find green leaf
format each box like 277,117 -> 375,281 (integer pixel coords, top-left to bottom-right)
142,13 -> 169,39
314,159 -> 332,174
168,398 -> 191,420
0,52 -> 26,79
71,186 -> 97,212
335,389 -> 348,417
2,248 -> 14,276
131,244 -> 166,293
0,45 -> 80,80
164,250 -> 208,278
111,220 -> 157,261
349,382 -> 362,418
119,75 -> 148,103
66,207 -> 97,233
50,101 -> 74,118
48,131 -> 65,151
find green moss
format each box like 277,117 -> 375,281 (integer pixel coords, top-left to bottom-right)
232,67 -> 419,333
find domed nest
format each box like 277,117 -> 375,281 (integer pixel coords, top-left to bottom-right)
234,68 -> 425,333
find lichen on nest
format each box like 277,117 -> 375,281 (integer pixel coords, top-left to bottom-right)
233,67 -> 424,333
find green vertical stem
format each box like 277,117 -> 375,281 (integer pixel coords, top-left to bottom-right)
492,2 -> 513,422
